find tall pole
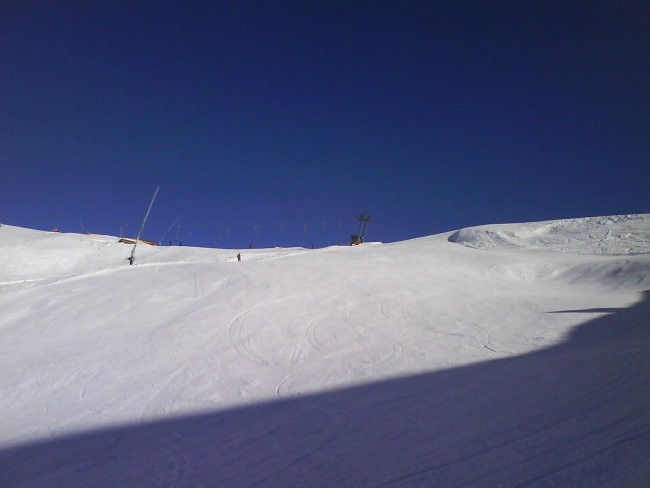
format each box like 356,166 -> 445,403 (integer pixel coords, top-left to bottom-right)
357,214 -> 370,243
129,185 -> 160,265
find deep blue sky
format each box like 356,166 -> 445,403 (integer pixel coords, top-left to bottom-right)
2,1 -> 648,248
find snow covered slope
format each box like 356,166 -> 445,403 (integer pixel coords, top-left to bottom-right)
449,214 -> 650,255
1,215 -> 649,487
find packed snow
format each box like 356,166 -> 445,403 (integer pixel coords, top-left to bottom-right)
1,214 -> 649,486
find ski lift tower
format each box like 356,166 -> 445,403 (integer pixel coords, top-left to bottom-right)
353,214 -> 370,245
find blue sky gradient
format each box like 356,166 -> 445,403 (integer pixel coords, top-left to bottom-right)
2,1 -> 648,248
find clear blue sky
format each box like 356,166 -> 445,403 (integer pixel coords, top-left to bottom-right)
2,1 -> 648,248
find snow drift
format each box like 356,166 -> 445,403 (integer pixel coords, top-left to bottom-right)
1,214 -> 649,487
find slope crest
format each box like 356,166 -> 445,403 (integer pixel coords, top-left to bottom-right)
448,214 -> 650,255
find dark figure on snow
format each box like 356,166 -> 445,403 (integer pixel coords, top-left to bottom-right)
237,253 -> 241,262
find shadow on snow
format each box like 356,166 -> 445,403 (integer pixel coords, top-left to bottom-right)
2,291 -> 649,487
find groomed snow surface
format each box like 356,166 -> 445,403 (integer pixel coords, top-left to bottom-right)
1,214 -> 649,487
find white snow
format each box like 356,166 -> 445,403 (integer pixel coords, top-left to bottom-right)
1,215 -> 649,486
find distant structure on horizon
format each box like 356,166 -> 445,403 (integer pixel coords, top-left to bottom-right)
351,214 -> 370,245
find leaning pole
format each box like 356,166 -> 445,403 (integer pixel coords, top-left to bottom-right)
128,185 -> 160,265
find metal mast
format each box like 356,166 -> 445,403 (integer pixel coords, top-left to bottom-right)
354,214 -> 370,244
128,185 -> 160,265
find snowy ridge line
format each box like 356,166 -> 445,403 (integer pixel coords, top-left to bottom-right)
448,214 -> 650,255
